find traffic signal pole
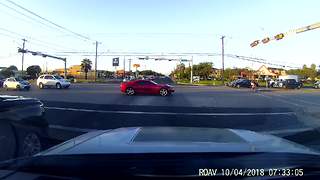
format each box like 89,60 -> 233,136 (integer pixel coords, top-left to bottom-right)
190,56 -> 193,84
221,36 -> 225,85
21,39 -> 26,72
94,41 -> 98,81
18,48 -> 67,77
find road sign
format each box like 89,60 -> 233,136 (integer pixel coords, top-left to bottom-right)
133,64 -> 140,68
112,57 -> 119,66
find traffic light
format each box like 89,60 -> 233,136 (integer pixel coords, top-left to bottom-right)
250,40 -> 260,47
262,37 -> 270,44
274,33 -> 284,40
18,48 -> 26,53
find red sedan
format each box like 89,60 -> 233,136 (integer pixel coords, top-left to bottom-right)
120,80 -> 174,96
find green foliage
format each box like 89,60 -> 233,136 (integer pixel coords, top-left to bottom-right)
26,65 -> 42,79
139,70 -> 164,76
7,65 -> 18,71
80,58 -> 92,80
0,68 -> 15,78
286,64 -> 318,81
171,62 -> 213,80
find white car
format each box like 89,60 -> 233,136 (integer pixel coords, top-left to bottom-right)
3,77 -> 31,90
37,75 -> 70,89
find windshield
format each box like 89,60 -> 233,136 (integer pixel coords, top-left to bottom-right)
0,0 -> 320,178
54,76 -> 62,79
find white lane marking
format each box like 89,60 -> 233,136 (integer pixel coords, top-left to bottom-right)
256,93 -> 301,107
49,124 -> 96,133
262,127 -> 314,135
290,97 -> 320,107
45,106 -> 295,116
259,92 -> 320,107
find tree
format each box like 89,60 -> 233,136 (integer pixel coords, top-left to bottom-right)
195,62 -> 213,80
0,68 -> 14,78
286,64 -> 317,81
26,65 -> 42,79
80,58 -> 92,80
7,65 -> 18,71
139,70 -> 164,76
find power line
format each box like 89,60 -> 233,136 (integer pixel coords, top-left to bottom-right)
5,0 -> 93,42
52,51 -> 301,69
0,6 -> 69,35
0,1 -> 66,34
0,27 -> 78,51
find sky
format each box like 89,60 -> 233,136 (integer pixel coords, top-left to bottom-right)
0,0 -> 319,75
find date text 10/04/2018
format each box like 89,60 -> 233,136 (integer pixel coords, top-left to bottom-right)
198,168 -> 304,177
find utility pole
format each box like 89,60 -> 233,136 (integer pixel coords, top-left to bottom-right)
123,56 -> 126,79
94,41 -> 98,81
190,56 -> 193,84
221,36 -> 225,85
128,58 -> 132,72
21,39 -> 26,72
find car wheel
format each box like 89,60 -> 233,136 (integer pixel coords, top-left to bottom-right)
39,83 -> 44,89
56,83 -> 62,89
159,88 -> 169,96
4,84 -> 8,90
16,130 -> 42,157
126,87 -> 135,96
16,85 -> 20,90
236,84 -> 240,88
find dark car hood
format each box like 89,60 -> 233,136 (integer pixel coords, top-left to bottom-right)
38,127 -> 319,156
0,95 -> 43,110
0,95 -> 40,103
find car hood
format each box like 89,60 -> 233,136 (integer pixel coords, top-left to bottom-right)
38,127 -> 319,156
0,95 -> 42,106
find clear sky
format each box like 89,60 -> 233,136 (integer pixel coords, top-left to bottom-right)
0,0 -> 319,74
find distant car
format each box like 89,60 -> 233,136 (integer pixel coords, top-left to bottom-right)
314,81 -> 320,89
233,79 -> 252,88
120,80 -> 174,96
0,95 -> 52,161
3,77 -> 31,90
282,79 -> 303,89
37,74 -> 70,89
226,79 -> 242,87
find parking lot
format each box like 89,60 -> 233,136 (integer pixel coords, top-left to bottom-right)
1,83 -> 320,148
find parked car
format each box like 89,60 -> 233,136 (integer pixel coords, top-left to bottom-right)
2,77 -> 31,90
282,79 -> 303,89
226,79 -> 242,87
37,74 -> 70,89
0,95 -> 54,161
314,81 -> 320,89
120,80 -> 174,96
233,79 -> 252,88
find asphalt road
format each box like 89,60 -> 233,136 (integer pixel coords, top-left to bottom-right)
1,83 -> 320,149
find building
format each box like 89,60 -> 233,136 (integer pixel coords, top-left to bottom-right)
68,65 -> 82,76
255,65 -> 286,79
210,68 -> 222,79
